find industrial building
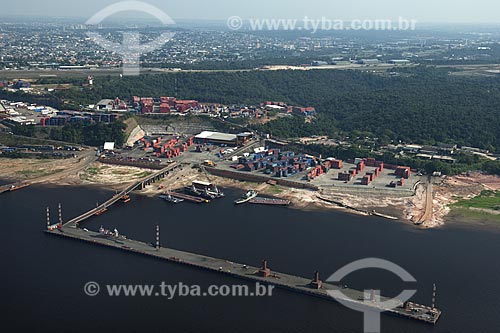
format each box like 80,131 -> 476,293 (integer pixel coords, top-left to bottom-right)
39,111 -> 119,126
194,131 -> 254,146
195,131 -> 238,146
95,99 -> 116,111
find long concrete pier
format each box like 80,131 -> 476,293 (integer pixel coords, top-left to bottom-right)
45,226 -> 441,325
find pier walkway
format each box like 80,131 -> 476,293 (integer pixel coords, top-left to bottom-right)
64,163 -> 179,227
45,226 -> 441,325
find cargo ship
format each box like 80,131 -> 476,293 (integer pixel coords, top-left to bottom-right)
235,190 -> 258,204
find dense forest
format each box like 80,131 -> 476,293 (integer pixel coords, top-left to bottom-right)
13,122 -> 126,147
4,66 -> 500,150
38,66 -> 500,150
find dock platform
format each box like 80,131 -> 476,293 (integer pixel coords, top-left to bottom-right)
249,197 -> 291,206
169,192 -> 210,203
45,226 -> 441,325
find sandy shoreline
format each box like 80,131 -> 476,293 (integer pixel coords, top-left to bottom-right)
2,157 -> 499,229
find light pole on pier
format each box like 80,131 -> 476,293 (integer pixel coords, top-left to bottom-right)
156,224 -> 160,250
58,203 -> 63,228
432,284 -> 437,310
46,207 -> 50,230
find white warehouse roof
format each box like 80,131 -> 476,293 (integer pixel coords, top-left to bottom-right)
103,142 -> 115,150
195,131 -> 237,142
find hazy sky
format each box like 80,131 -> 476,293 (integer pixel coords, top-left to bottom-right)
2,0 -> 500,23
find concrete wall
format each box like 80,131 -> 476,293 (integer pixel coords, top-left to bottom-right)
205,167 -> 319,191
99,158 -> 164,170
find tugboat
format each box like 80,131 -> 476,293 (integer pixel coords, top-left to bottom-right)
160,193 -> 184,204
235,189 -> 258,204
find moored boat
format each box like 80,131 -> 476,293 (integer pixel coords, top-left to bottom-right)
160,193 -> 184,204
191,180 -> 225,198
235,189 -> 258,204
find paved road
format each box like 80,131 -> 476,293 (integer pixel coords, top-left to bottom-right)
419,178 -> 434,224
28,149 -> 98,185
0,63 -> 415,79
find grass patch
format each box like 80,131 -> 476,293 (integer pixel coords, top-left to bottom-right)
87,166 -> 113,175
267,186 -> 284,194
86,167 -> 100,175
48,168 -> 65,175
0,132 -> 76,147
16,169 -> 46,176
449,207 -> 500,223
135,171 -> 153,178
112,170 -> 131,175
451,190 -> 500,211
14,168 -> 65,178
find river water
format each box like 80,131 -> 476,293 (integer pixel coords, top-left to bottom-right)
1,184 -> 499,332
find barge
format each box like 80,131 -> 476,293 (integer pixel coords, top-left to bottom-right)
160,193 -> 184,204
0,183 -> 30,194
169,191 -> 210,204
249,197 -> 291,206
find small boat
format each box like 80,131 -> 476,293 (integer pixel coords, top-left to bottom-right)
99,226 -> 126,239
185,185 -> 216,200
9,183 -> 30,192
201,190 -> 216,200
235,189 -> 258,204
191,181 -> 225,198
185,184 -> 202,196
160,193 -> 184,204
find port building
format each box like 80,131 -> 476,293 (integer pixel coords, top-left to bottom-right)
195,131 -> 253,146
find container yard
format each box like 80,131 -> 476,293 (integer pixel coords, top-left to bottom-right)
312,158 -> 419,192
217,146 -> 421,193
